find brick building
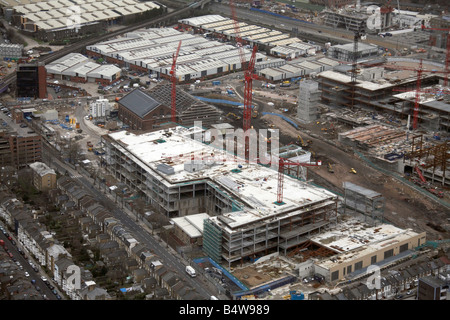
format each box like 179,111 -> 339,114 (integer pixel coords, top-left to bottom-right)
117,89 -> 171,132
118,84 -> 222,131
0,130 -> 42,168
29,161 -> 57,192
16,62 -> 47,99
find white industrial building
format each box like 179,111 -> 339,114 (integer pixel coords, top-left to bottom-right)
270,42 -> 317,60
46,53 -> 121,84
327,42 -> 380,62
9,0 -> 161,41
86,27 -> 267,82
0,43 -> 23,59
90,97 -> 111,118
258,57 -> 340,82
178,15 -> 303,50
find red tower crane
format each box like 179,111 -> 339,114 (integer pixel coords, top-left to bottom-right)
243,45 -> 258,133
421,24 -> 450,87
170,40 -> 182,123
384,59 -> 426,129
275,157 -> 320,205
230,0 -> 258,160
386,59 -> 448,129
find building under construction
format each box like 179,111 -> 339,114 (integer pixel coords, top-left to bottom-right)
322,2 -> 394,33
318,59 -> 446,127
343,181 -> 385,225
403,135 -> 450,188
100,125 -> 339,266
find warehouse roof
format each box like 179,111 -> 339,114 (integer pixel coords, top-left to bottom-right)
313,218 -> 423,270
12,0 -> 160,31
118,89 -> 162,118
171,213 -> 210,239
45,53 -> 120,79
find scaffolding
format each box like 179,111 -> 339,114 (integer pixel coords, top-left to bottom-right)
203,218 -> 223,262
405,135 -> 450,186
343,181 -> 385,226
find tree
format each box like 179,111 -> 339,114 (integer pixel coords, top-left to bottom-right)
66,139 -> 83,165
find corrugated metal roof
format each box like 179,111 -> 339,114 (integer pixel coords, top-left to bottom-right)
118,89 -> 162,117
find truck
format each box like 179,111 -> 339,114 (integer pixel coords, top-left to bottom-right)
185,266 -> 196,277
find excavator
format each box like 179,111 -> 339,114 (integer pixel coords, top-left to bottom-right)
328,163 -> 334,173
227,112 -> 241,120
296,134 -> 311,148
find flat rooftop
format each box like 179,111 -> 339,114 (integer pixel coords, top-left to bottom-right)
106,126 -> 337,229
312,218 -> 423,269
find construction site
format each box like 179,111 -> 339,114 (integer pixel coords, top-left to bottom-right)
1,0 -> 450,301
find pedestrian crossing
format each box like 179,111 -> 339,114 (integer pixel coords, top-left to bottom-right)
70,173 -> 83,179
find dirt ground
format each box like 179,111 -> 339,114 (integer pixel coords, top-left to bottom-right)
259,112 -> 450,241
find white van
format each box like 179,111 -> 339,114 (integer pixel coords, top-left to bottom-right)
185,266 -> 196,277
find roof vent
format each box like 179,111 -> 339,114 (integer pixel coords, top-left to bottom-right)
157,163 -> 174,175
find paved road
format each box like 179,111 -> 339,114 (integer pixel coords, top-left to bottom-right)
211,2 -> 415,51
0,226 -> 62,300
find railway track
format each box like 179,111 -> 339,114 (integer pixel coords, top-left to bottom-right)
0,0 -> 210,91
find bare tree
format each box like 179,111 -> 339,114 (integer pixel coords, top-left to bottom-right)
66,139 -> 83,165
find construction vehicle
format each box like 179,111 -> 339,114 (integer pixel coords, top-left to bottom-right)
349,168 -> 357,174
428,188 -> 444,198
328,163 -> 334,173
296,135 -> 311,148
227,112 -> 241,120
291,76 -> 302,84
